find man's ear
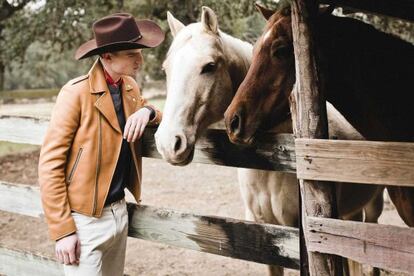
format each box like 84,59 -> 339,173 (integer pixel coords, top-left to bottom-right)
100,53 -> 111,61
255,3 -> 275,21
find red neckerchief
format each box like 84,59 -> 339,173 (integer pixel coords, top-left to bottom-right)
103,68 -> 123,88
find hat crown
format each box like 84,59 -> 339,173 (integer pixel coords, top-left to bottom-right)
93,13 -> 142,46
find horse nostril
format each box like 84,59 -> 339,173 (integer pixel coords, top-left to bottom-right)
174,135 -> 182,153
230,114 -> 241,134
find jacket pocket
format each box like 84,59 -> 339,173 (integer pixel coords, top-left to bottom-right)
67,147 -> 83,184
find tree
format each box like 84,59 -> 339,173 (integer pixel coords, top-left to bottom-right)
1,0 -> 124,91
3,0 -> 281,90
0,0 -> 32,90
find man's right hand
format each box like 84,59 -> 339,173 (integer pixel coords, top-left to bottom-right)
55,233 -> 81,265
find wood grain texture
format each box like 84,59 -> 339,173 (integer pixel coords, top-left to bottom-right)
0,116 -> 296,172
307,216 -> 414,273
0,115 -> 48,145
296,138 -> 414,186
0,246 -> 63,276
142,126 -> 296,172
290,0 -> 341,274
0,182 -> 300,269
127,204 -> 300,269
0,181 -> 43,218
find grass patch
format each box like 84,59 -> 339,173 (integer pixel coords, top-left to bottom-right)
0,89 -> 59,102
0,141 -> 40,157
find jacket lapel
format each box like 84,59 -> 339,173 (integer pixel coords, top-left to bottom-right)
89,59 -> 122,134
121,78 -> 138,119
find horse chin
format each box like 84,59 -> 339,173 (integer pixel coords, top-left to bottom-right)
228,132 -> 256,147
168,146 -> 195,166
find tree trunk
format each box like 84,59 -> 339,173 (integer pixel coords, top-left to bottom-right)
0,59 -> 4,92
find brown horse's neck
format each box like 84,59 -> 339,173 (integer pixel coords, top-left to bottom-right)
311,15 -> 414,142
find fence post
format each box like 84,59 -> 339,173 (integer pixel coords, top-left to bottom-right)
290,0 -> 342,275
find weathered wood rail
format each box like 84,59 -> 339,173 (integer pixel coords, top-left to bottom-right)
0,181 -> 300,274
3,115 -> 414,186
1,114 -> 414,274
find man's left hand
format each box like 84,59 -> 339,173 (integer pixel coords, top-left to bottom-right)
124,108 -> 152,142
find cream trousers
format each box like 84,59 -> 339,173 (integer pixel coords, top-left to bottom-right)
63,198 -> 128,276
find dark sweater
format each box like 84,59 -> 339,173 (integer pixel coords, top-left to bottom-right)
104,84 -> 131,206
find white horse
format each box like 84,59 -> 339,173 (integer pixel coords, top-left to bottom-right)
154,7 -> 383,276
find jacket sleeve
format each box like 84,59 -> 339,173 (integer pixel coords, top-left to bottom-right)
38,86 -> 80,241
140,97 -> 162,125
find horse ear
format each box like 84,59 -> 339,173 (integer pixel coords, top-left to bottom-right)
319,5 -> 335,16
201,6 -> 218,34
255,3 -> 275,21
167,11 -> 185,37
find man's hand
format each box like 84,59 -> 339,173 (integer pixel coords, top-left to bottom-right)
56,233 -> 81,265
124,108 -> 152,142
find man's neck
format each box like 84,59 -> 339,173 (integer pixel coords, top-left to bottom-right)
100,59 -> 121,83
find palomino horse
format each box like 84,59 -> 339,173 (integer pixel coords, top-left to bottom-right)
224,4 -> 414,228
154,6 -> 382,276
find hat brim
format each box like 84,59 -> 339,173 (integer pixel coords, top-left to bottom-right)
75,19 -> 165,60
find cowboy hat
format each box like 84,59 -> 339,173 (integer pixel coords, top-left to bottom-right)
75,13 -> 165,60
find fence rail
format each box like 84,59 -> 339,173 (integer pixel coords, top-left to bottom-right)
0,115 -> 296,172
3,115 -> 414,187
0,181 -> 300,269
0,246 -> 63,276
306,216 -> 414,273
296,138 -> 414,186
2,115 -> 414,274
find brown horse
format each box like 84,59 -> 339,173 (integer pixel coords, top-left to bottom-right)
224,4 -> 414,227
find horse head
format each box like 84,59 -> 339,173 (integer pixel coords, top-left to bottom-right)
155,6 -> 252,165
224,4 -> 295,145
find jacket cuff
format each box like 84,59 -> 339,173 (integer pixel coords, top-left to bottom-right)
144,105 -> 162,125
48,216 -> 77,241
142,106 -> 156,121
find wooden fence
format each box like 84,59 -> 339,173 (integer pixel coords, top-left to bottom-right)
0,115 -> 301,275
290,0 -> 414,275
1,114 -> 414,275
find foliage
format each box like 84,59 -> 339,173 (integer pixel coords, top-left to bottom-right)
2,0 -> 413,91
4,0 -> 277,89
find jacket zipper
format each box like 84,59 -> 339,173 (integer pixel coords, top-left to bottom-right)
67,147 -> 83,184
93,107 -> 102,215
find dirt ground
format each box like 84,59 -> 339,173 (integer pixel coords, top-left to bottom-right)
0,149 -> 293,276
0,147 -> 409,276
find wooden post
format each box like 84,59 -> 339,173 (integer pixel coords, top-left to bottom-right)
290,0 -> 342,275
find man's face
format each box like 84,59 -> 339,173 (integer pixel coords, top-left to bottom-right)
107,49 -> 143,77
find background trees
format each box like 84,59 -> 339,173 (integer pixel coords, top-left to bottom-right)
1,0 -> 412,91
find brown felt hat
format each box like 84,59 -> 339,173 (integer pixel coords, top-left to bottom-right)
75,13 -> 165,60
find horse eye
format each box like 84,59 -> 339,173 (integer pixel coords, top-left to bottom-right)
201,62 -> 216,74
273,45 -> 293,59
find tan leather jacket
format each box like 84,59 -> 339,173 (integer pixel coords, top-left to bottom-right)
38,59 -> 161,241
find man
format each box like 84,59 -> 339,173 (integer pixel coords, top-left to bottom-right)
38,13 -> 165,275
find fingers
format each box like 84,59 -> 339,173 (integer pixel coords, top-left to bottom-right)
123,118 -> 132,139
56,249 -> 63,263
63,251 -> 70,265
68,246 -> 77,265
126,121 -> 135,142
132,122 -> 140,142
55,234 -> 80,266
124,109 -> 151,142
137,120 -> 147,140
76,239 -> 81,261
